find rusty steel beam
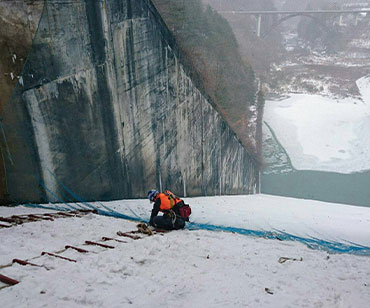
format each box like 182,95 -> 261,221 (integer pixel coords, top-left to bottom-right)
65,245 -> 89,253
41,252 -> 76,263
0,273 -> 19,285
85,241 -> 115,249
12,259 -> 42,267
101,237 -> 127,243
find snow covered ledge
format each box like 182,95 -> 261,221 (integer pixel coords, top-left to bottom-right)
19,194 -> 370,255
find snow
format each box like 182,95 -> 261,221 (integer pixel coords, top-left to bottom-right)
1,194 -> 370,307
349,38 -> 370,49
357,75 -> 370,104
96,194 -> 370,250
264,76 -> 370,173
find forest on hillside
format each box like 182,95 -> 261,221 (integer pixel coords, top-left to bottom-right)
203,0 -> 284,78
297,0 -> 370,52
152,0 -> 262,160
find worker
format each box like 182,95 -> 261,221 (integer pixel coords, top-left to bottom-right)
147,189 -> 187,230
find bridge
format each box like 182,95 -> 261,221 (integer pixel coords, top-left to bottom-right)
221,9 -> 370,37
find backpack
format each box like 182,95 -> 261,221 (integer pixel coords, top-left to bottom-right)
178,203 -> 192,221
163,190 -> 192,221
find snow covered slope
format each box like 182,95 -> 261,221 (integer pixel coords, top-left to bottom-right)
21,194 -> 370,255
1,195 -> 370,307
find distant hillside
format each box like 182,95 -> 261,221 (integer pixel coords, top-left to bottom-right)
297,0 -> 370,52
152,0 -> 262,158
202,0 -> 285,79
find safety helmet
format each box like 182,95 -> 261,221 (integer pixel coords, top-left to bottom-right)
147,189 -> 159,202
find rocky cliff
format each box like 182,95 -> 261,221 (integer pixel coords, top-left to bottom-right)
1,0 -> 259,204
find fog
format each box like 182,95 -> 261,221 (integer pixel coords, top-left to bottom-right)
201,0 -> 370,207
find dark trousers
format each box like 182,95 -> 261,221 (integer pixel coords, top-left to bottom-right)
152,215 -> 185,230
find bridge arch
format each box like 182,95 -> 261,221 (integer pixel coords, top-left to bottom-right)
261,13 -> 329,38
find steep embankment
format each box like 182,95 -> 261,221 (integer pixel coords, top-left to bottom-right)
152,0 -> 261,158
1,0 -> 259,204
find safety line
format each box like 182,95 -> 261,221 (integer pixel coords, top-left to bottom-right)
46,168 -> 115,213
22,203 -> 370,256
187,222 -> 370,256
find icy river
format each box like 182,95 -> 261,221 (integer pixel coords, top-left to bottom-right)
262,76 -> 370,207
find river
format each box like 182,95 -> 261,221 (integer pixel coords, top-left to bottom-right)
262,90 -> 370,208
262,169 -> 370,208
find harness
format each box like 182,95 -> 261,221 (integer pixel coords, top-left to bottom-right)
157,190 -> 183,225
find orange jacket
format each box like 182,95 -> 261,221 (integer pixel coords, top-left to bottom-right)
156,193 -> 182,211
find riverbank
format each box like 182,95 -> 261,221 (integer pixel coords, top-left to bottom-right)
263,42 -> 370,206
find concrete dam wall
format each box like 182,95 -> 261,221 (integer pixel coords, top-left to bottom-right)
1,0 -> 259,203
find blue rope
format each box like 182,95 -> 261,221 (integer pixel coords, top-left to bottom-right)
22,185 -> 370,257
94,208 -> 146,222
24,203 -> 68,212
45,168 -> 110,212
65,205 -> 370,256
36,179 -> 80,211
186,222 -> 370,256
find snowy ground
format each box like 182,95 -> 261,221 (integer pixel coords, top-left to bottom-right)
264,75 -> 370,173
91,194 -> 370,251
1,194 -> 370,307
